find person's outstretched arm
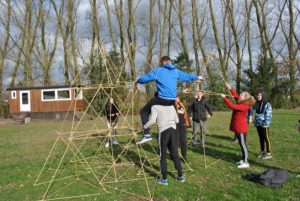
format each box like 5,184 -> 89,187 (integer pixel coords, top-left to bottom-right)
177,69 -> 203,82
225,83 -> 239,100
136,69 -> 157,84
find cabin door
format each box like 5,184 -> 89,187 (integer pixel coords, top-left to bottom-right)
20,91 -> 31,112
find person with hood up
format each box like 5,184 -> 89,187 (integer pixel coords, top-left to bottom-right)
221,83 -> 256,168
253,92 -> 272,159
188,91 -> 213,147
136,56 -> 203,144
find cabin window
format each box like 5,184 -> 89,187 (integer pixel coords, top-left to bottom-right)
11,91 -> 17,99
42,89 -> 71,101
57,90 -> 70,100
42,91 -> 56,100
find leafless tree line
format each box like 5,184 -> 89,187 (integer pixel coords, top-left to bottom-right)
0,0 -> 299,102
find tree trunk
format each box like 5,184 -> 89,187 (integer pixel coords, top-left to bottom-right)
178,0 -> 190,72
159,0 -> 168,59
288,0 -> 295,101
126,0 -> 137,80
208,0 -> 227,80
226,0 -> 242,92
104,0 -> 117,53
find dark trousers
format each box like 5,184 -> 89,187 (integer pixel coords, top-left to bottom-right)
256,126 -> 271,153
177,124 -> 187,159
159,127 -> 183,179
140,97 -> 174,135
236,133 -> 248,163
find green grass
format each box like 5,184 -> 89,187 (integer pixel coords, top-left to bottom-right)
0,110 -> 300,201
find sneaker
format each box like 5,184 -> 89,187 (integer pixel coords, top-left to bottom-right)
237,162 -> 250,168
262,153 -> 272,160
258,152 -> 265,158
158,178 -> 168,185
178,176 -> 186,182
136,134 -> 152,145
105,142 -> 110,148
236,160 -> 244,165
112,140 -> 119,145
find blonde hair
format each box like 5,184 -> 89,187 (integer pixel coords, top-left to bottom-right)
238,91 -> 256,105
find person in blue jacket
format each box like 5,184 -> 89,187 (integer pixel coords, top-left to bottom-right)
136,56 -> 203,144
254,91 -> 272,159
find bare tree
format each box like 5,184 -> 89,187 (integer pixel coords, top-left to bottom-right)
126,0 -> 137,80
225,0 -> 243,92
208,0 -> 227,80
104,0 -> 117,53
114,0 -> 125,62
288,0 -> 296,100
0,0 -> 11,112
167,0 -> 174,55
158,0 -> 169,59
38,0 -> 58,86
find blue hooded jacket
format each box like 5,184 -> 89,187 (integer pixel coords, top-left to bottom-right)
136,63 -> 198,100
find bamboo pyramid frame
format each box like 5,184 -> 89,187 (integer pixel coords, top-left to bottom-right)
34,48 -> 192,201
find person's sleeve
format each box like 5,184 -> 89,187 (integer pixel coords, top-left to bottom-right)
136,69 -> 157,84
223,97 -> 249,111
144,107 -> 157,129
263,103 -> 272,127
177,70 -> 198,82
230,88 -> 239,101
206,101 -> 213,116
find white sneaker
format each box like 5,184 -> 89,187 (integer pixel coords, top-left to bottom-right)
262,153 -> 272,160
236,160 -> 244,165
105,142 -> 110,148
112,140 -> 119,145
136,135 -> 152,145
237,162 -> 250,168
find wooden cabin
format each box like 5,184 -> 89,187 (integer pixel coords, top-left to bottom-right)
6,85 -> 84,119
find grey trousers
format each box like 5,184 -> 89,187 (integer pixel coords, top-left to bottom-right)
192,120 -> 206,146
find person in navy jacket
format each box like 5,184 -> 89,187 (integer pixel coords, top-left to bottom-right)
221,83 -> 256,168
136,56 -> 203,144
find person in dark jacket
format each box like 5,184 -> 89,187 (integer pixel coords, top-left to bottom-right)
105,97 -> 119,147
175,95 -> 190,162
188,91 -> 213,147
136,56 -> 203,145
254,91 -> 272,160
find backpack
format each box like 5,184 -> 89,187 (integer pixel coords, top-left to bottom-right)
246,169 -> 289,188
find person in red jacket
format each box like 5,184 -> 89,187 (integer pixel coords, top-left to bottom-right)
221,83 -> 256,168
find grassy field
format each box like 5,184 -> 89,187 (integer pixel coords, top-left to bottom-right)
0,109 -> 300,201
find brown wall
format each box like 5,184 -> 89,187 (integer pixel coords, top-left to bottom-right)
8,91 -> 20,113
8,89 -> 83,114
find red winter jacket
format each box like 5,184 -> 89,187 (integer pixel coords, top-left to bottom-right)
223,89 -> 251,134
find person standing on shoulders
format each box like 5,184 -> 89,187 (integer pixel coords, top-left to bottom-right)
136,56 -> 203,144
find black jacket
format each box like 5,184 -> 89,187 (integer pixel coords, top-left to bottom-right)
188,98 -> 213,122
